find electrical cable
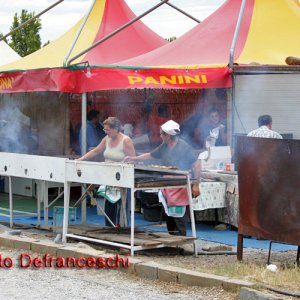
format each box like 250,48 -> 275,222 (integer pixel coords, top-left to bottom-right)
265,286 -> 300,298
232,74 -> 247,134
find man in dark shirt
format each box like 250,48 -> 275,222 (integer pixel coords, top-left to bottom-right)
79,110 -> 106,154
199,107 -> 226,147
124,120 -> 201,236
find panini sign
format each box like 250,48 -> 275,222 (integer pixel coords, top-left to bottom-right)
128,74 -> 208,85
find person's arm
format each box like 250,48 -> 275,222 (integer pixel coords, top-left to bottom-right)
123,152 -> 153,163
123,136 -> 136,157
191,160 -> 201,198
124,142 -> 162,163
78,137 -> 106,161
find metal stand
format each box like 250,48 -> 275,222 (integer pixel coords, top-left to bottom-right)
267,241 -> 300,266
63,161 -> 197,256
0,153 -> 197,256
0,153 -> 67,228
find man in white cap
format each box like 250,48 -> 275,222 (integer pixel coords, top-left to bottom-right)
124,120 -> 201,236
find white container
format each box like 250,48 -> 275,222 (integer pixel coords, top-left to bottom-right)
199,146 -> 232,171
4,177 -> 33,197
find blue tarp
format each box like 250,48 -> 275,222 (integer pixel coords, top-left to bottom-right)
1,206 -> 297,252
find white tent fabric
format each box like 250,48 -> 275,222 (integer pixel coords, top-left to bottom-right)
0,41 -> 20,65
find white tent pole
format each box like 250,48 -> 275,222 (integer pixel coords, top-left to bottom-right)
229,0 -> 247,145
81,93 -> 87,155
9,176 -> 13,228
81,93 -> 87,224
63,0 -> 97,66
163,1 -> 200,23
229,0 -> 247,69
67,0 -> 171,66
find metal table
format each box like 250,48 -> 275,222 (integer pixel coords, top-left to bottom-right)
63,161 -> 197,256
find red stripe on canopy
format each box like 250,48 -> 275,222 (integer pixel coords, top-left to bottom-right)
117,0 -> 254,67
82,0 -> 167,65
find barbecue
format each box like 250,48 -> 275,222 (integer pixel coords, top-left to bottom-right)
133,164 -> 191,188
0,153 -> 197,255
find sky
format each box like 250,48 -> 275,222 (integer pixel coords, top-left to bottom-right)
0,0 -> 225,44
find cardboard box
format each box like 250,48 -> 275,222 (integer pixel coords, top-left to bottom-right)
199,146 -> 232,171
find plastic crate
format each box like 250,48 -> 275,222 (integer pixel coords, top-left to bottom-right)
53,206 -> 77,229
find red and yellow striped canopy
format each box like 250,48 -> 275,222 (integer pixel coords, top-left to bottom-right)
120,0 -> 300,68
0,0 -> 166,92
110,0 -> 300,90
1,0 -> 300,93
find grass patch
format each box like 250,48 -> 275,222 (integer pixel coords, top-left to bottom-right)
214,262 -> 300,292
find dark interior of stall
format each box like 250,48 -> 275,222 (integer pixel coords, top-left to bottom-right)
69,88 -> 228,155
0,88 -> 228,222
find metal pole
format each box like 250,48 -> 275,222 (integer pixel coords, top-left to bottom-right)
63,0 -> 97,66
81,93 -> 87,155
0,0 -> 64,42
67,0 -> 170,66
130,187 -> 135,256
164,1 -> 200,23
81,93 -> 87,224
9,176 -> 13,228
62,181 -> 70,243
36,181 -> 42,226
229,78 -> 235,147
43,181 -> 49,227
229,0 -> 246,147
229,0 -> 247,69
187,175 -> 197,255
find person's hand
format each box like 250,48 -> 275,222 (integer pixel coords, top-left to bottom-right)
219,124 -> 225,132
123,156 -> 135,163
192,183 -> 200,198
75,156 -> 84,161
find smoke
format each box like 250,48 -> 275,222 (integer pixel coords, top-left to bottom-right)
0,92 -> 70,156
0,101 -> 33,154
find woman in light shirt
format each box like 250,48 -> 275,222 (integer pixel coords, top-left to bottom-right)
78,117 -> 136,226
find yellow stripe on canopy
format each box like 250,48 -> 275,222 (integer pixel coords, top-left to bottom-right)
0,0 -> 105,71
237,0 -> 300,65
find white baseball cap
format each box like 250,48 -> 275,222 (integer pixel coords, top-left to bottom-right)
161,120 -> 180,136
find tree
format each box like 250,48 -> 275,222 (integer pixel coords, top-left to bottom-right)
0,33 -> 8,43
9,9 -> 42,57
166,36 -> 177,43
43,40 -> 50,47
